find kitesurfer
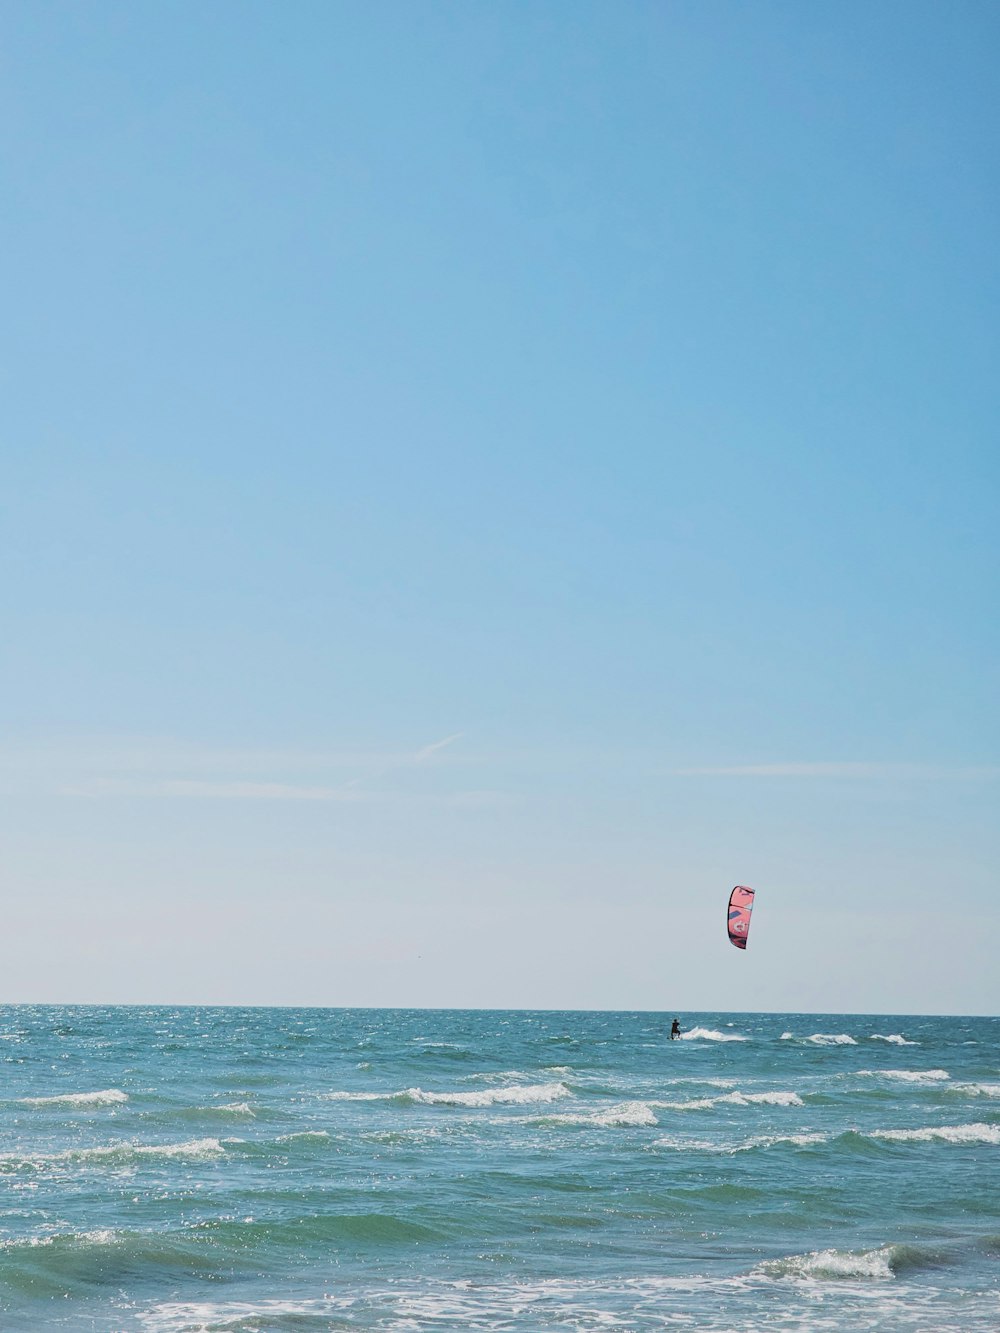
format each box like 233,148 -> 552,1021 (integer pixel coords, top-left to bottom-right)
670,1018 -> 681,1040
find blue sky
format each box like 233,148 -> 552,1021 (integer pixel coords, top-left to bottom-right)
2,2 -> 997,1012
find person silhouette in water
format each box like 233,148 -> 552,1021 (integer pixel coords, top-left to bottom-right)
670,1018 -> 682,1040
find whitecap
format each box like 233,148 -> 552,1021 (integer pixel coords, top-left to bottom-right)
467,1068 -> 555,1083
407,1081 -> 569,1108
547,1101 -> 658,1128
654,1096 -> 720,1111
807,1034 -> 857,1045
858,1069 -> 950,1083
950,1082 -> 1000,1098
322,1090 -> 387,1102
0,1227 -> 122,1251
679,1027 -> 748,1043
20,1089 -> 128,1107
651,1134 -> 729,1151
0,1137 -> 228,1169
753,1246 -> 895,1281
654,1090 -> 803,1111
744,1131 -> 830,1150
728,1090 -> 803,1107
870,1033 -> 918,1045
652,1130 -> 828,1153
866,1122 -> 1000,1145
589,1101 -> 658,1128
118,1137 -> 228,1161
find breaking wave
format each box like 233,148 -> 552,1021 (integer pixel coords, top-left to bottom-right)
656,1090 -> 803,1111
679,1027 -> 748,1043
543,1101 -> 659,1128
743,1132 -> 830,1150
0,1138 -> 227,1171
20,1089 -> 128,1107
858,1069 -> 950,1083
654,1120 -> 1000,1154
752,1245 -> 896,1281
870,1033 -> 918,1045
322,1082 -> 570,1108
950,1082 -> 1000,1098
322,1091 -> 387,1102
866,1122 -> 1000,1146
407,1082 -> 569,1108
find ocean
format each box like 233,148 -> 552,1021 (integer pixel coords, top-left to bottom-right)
1,1006 -> 997,1331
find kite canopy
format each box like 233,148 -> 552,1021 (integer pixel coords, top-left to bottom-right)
727,886 -> 755,950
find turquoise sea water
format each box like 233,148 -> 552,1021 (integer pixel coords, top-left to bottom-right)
1,1007 -> 998,1331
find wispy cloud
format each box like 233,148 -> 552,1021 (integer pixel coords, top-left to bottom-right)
60,777 -> 508,806
3,731 -> 472,802
414,732 -> 464,762
340,731 -> 464,791
63,779 -> 365,801
0,739 -> 432,777
668,762 -> 1000,780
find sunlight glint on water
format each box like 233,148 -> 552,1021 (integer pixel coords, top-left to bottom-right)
1,1007 -> 998,1330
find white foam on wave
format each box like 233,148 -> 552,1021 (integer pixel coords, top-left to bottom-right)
546,1101 -> 659,1128
107,1138 -> 221,1163
661,1119 -> 1000,1153
467,1067 -> 570,1084
753,1246 -> 895,1281
109,1137 -> 228,1161
655,1090 -> 803,1111
136,1270 -> 1000,1333
362,1126 -> 449,1147
679,1027 -> 748,1043
951,1082 -> 1000,1098
322,1091 -> 386,1102
0,1137 -> 228,1170
0,1226 -> 122,1251
408,1081 -> 569,1108
781,1031 -> 860,1046
322,1081 -> 570,1107
140,1300 -> 332,1332
653,1129 -> 829,1153
727,1090 -> 803,1107
20,1089 -> 128,1107
659,1078 -> 738,1091
275,1130 -> 330,1143
870,1033 -> 918,1045
656,1096 -> 719,1111
859,1069 -> 950,1083
744,1131 -> 830,1150
866,1122 -> 1000,1145
651,1133 -> 729,1151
